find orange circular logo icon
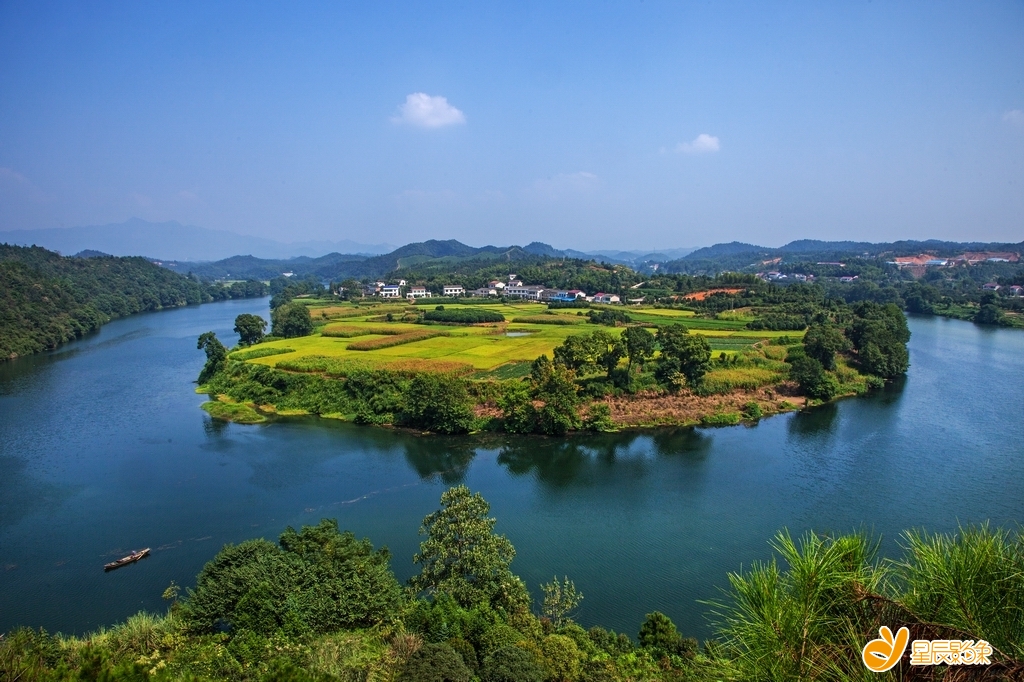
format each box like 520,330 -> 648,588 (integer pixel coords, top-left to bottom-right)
862,626 -> 910,672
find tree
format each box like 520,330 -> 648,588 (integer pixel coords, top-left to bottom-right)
271,302 -> 313,338
234,313 -> 267,347
339,278 -> 361,299
789,356 -> 839,400
621,326 -> 655,374
197,331 -> 227,384
802,323 -> 850,371
637,611 -> 696,658
541,577 -> 583,627
846,302 -> 910,379
530,356 -> 582,435
399,643 -> 472,682
498,382 -> 537,434
480,646 -> 545,682
656,324 -> 690,358
975,304 -> 1004,326
404,373 -> 475,434
541,634 -> 583,682
411,486 -> 530,613
181,519 -> 403,636
656,327 -> 712,389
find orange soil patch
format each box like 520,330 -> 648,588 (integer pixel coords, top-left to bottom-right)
681,288 -> 745,301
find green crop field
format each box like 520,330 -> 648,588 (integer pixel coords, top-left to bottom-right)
248,301 -> 803,375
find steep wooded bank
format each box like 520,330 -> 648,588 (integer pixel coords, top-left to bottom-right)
0,244 -> 267,360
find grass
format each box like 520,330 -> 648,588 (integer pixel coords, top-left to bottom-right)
201,400 -> 266,423
702,367 -> 786,393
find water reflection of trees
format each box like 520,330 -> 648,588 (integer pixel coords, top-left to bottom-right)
788,403 -> 839,437
402,435 -> 479,484
496,429 -> 713,488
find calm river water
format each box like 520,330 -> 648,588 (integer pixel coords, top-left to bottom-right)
1,298 -> 1023,640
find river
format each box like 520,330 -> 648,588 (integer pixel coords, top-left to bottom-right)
1,298 -> 1022,640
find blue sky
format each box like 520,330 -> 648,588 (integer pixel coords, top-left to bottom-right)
1,1 -> 1022,250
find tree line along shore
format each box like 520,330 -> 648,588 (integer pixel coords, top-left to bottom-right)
3,485 -> 1023,681
195,279 -> 911,433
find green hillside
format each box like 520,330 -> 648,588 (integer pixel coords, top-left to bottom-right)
0,244 -> 267,360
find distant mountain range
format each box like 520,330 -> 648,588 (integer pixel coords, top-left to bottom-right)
0,218 -> 396,261
663,239 -> 1024,274
5,218 -> 1019,281
158,239 -> 699,280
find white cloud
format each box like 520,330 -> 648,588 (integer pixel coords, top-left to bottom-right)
1004,109 -> 1024,127
675,133 -> 721,154
392,93 -> 466,128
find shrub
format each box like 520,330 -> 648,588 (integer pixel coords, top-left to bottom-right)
510,316 -> 584,325
398,642 -> 471,682
480,645 -> 544,682
583,403 -> 615,432
181,520 -> 404,636
423,309 -> 505,324
587,309 -> 631,326
700,412 -> 741,426
742,402 -> 763,419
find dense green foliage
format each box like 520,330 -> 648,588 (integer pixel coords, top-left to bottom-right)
271,303 -> 314,338
0,244 -> 265,360
234,314 -> 267,347
410,486 -> 530,614
422,308 -> 505,324
5,487 -> 1024,681
181,519 -> 403,636
845,302 -> 911,378
197,332 -> 228,385
404,373 -> 476,434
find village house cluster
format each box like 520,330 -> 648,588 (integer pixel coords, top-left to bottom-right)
357,274 -> 621,303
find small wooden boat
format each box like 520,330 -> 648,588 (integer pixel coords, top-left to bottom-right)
104,548 -> 150,571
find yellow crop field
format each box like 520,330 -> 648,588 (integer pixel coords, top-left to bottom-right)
246,301 -> 795,375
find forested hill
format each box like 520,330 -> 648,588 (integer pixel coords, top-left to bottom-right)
0,244 -> 267,360
665,238 -> 1024,275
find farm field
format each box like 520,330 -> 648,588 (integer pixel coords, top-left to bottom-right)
241,301 -> 804,376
